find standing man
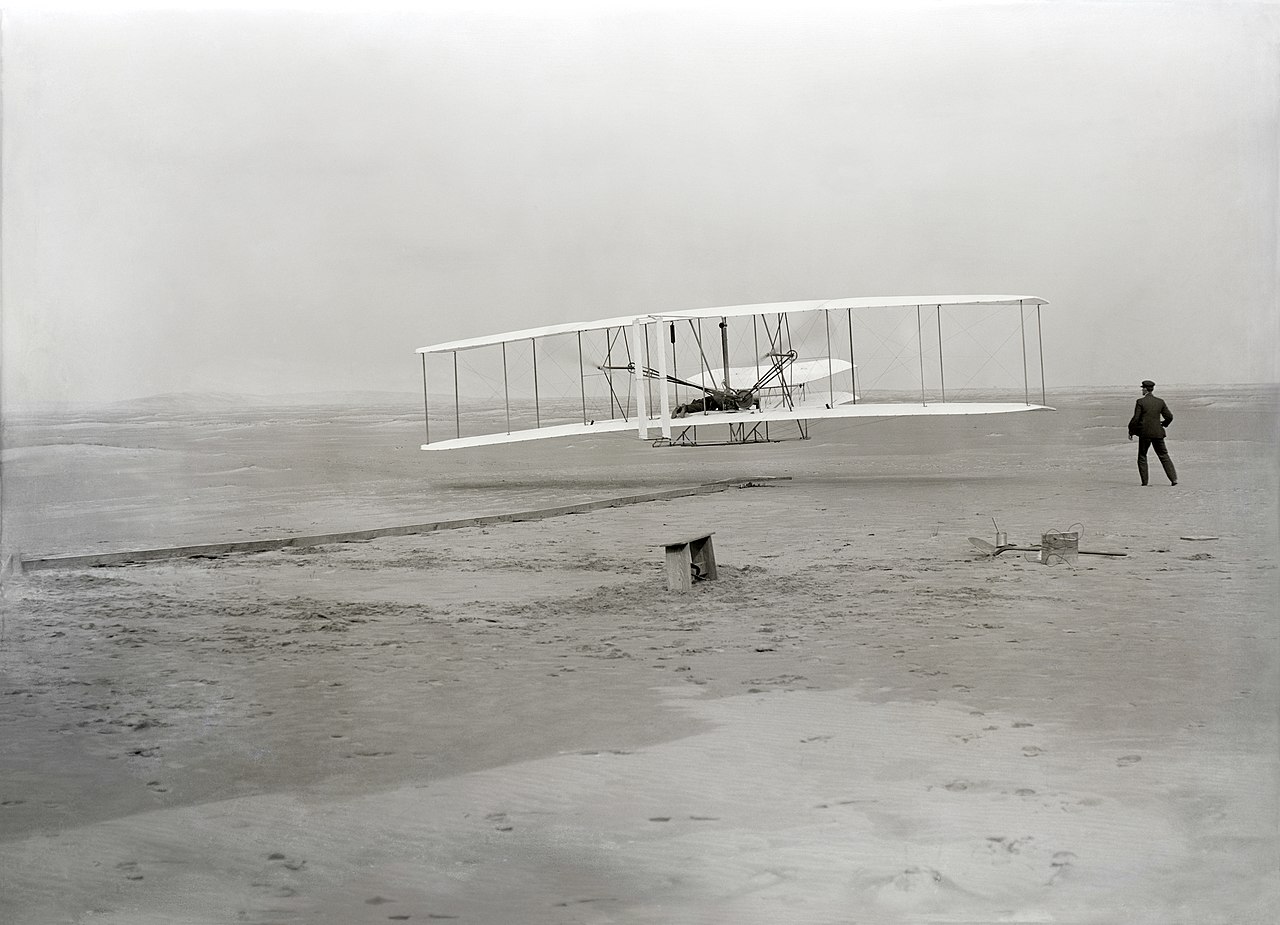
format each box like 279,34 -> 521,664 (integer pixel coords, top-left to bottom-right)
1127,379 -> 1178,486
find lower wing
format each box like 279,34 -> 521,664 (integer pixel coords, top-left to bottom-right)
421,402 -> 1053,451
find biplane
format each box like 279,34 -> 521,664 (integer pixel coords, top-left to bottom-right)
416,295 -> 1051,450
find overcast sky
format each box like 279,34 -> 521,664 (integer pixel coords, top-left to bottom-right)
3,1 -> 1277,404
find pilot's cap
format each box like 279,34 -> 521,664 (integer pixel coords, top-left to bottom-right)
1141,379 -> 1156,389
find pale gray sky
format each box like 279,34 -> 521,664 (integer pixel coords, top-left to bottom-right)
3,1 -> 1277,404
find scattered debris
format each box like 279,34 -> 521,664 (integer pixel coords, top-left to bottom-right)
969,518 -> 1126,561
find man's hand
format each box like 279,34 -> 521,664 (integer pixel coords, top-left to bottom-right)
1128,434 -> 1134,441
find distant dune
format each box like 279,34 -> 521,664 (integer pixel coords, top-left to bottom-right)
104,390 -> 425,411
0,443 -> 171,463
4,390 -> 426,419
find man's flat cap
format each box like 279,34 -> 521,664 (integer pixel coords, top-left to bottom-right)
1141,379 -> 1156,389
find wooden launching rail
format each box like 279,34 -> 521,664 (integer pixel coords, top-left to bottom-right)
11,477 -> 787,572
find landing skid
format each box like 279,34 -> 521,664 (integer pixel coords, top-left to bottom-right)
653,419 -> 810,447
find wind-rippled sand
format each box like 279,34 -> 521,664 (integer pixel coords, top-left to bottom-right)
1,386 -> 1277,923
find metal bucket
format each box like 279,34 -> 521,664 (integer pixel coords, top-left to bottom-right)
1040,532 -> 1079,565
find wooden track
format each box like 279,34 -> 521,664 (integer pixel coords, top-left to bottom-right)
16,477 -> 787,572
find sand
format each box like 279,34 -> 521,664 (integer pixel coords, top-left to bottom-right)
1,386 -> 1277,923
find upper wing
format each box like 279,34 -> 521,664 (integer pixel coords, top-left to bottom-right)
416,312 -> 644,355
416,295 -> 1047,354
654,294 -> 1046,325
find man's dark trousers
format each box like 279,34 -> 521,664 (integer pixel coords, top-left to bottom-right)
1138,436 -> 1177,485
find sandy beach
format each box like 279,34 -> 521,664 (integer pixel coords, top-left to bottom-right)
1,385 -> 1277,924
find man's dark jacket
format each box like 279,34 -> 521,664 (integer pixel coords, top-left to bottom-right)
1128,393 -> 1173,438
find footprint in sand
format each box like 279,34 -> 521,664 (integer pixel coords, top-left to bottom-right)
984,835 -> 1032,856
1048,850 -> 1078,884
1021,745 -> 1045,757
485,812 -> 514,831
815,799 -> 878,808
1116,754 -> 1142,766
865,866 -> 972,908
266,852 -> 306,871
116,861 -> 144,881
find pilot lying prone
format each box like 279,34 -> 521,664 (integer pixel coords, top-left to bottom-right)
673,389 -> 759,417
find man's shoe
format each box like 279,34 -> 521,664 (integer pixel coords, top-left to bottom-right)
1171,481 -> 1178,486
